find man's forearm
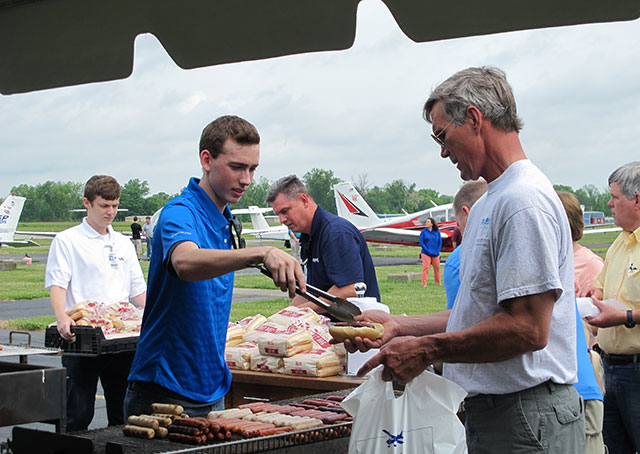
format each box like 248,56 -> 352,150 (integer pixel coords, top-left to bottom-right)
393,311 -> 450,337
50,285 -> 67,319
421,306 -> 552,365
171,243 -> 274,281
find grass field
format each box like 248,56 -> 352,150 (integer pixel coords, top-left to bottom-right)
0,221 -> 618,331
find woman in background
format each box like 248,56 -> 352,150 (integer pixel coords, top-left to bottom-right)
419,217 -> 441,287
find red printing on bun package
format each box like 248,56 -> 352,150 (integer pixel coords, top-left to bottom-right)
283,349 -> 342,377
267,306 -> 323,327
225,342 -> 259,370
256,325 -> 313,357
250,351 -> 284,373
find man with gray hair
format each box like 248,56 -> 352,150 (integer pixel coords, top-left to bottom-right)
266,175 -> 380,312
585,161 -> 640,453
349,67 -> 584,453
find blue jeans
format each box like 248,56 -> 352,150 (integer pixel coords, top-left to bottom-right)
62,352 -> 134,432
145,237 -> 152,258
124,380 -> 224,419
602,359 -> 640,453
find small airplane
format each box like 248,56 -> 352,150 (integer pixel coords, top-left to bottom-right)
231,206 -> 290,242
333,182 -> 456,251
0,194 -> 56,247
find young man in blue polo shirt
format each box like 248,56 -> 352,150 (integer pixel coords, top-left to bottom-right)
125,116 -> 304,418
267,175 -> 380,312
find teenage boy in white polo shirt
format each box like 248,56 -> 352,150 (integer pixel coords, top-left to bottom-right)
46,175 -> 147,432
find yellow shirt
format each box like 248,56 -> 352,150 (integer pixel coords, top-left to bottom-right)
595,226 -> 640,354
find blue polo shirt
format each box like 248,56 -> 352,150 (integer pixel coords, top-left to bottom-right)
573,300 -> 603,401
129,177 -> 234,403
300,206 -> 380,300
443,246 -> 461,310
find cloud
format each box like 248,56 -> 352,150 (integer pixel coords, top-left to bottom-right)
1,1 -> 638,200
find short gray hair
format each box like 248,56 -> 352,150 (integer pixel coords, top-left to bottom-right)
453,180 -> 487,214
609,161 -> 640,199
423,66 -> 523,133
266,175 -> 310,204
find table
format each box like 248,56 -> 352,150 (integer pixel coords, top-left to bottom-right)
226,370 -> 364,408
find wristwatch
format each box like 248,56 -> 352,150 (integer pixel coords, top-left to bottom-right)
625,310 -> 636,329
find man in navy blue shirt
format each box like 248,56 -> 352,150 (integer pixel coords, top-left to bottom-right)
267,175 -> 380,312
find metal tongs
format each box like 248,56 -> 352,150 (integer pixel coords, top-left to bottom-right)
246,262 -> 362,323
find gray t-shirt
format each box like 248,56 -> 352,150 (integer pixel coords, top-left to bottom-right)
142,222 -> 153,239
444,160 -> 577,395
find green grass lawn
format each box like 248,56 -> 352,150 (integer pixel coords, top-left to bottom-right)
0,221 -> 619,331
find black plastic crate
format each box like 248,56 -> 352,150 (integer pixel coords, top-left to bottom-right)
45,326 -> 139,356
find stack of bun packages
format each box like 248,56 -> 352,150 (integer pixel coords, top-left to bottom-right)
62,301 -> 143,336
225,306 -> 343,377
343,298 -> 390,375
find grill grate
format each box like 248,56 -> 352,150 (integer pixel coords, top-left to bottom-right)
76,390 -> 354,454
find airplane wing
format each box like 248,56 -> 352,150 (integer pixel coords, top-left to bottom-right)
244,227 -> 291,241
360,227 -> 451,248
0,239 -> 41,247
359,228 -> 421,246
15,230 -> 57,238
583,226 -> 622,234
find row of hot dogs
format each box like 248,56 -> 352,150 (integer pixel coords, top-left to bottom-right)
122,396 -> 351,445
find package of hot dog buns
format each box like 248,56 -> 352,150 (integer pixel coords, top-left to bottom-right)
225,342 -> 259,370
226,323 -> 246,347
250,351 -> 284,373
237,314 -> 268,331
283,348 -> 342,377
256,326 -> 313,357
267,306 -> 324,327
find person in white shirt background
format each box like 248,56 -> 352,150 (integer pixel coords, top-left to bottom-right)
45,175 -> 147,431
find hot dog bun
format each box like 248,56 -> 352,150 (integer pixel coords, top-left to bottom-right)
329,322 -> 384,342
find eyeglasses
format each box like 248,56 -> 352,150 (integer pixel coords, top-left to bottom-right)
431,118 -> 455,147
229,216 -> 246,249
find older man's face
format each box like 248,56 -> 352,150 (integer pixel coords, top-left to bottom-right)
608,182 -> 640,231
271,193 -> 312,234
431,102 -> 482,182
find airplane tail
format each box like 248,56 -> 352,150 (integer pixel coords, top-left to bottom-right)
333,182 -> 380,228
232,206 -> 274,231
0,194 -> 35,246
247,206 -> 272,231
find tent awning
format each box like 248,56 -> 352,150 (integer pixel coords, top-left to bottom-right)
1,0 -> 638,95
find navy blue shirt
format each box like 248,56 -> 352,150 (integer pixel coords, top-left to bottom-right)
300,206 -> 380,300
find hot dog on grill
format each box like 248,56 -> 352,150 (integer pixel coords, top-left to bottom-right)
151,403 -> 184,416
127,415 -> 160,430
329,322 -> 384,343
168,433 -> 205,445
122,425 -> 155,439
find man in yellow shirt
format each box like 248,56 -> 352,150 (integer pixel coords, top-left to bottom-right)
587,161 -> 640,453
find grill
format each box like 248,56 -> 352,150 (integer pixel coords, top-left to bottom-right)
71,422 -> 351,454
8,390 -> 354,454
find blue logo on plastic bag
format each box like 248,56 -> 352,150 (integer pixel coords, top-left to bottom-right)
382,430 -> 404,448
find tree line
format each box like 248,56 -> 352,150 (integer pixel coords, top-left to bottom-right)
9,179 -> 177,222
7,170 -> 611,222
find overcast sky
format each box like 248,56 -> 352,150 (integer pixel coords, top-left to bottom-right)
1,0 -> 638,200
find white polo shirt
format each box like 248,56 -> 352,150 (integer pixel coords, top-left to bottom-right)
45,218 -> 146,310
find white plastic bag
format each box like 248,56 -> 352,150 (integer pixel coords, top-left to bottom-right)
341,366 -> 468,454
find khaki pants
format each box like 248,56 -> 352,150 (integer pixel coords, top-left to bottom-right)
585,399 -> 605,454
133,239 -> 142,258
464,381 -> 585,454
